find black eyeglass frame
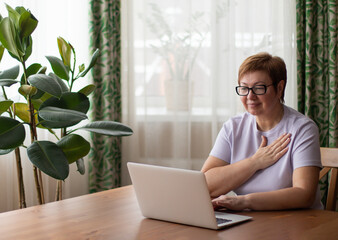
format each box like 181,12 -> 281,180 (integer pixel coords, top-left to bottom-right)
235,83 -> 274,96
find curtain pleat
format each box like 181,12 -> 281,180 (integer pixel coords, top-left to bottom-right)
89,0 -> 122,192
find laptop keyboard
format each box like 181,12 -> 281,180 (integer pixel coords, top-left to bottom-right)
216,217 -> 232,225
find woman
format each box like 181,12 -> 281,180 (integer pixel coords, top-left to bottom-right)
201,52 -> 323,211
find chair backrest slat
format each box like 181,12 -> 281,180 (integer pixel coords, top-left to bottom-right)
320,148 -> 338,168
320,147 -> 338,211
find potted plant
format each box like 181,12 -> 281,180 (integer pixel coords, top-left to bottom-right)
144,3 -> 209,111
0,4 -> 133,208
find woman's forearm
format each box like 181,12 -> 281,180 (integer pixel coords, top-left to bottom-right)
244,167 -> 319,210
212,166 -> 320,211
244,187 -> 316,210
204,158 -> 260,197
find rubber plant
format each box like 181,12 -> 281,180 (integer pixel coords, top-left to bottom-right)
0,5 -> 133,208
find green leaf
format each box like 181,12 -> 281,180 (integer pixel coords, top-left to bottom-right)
23,64 -> 46,99
38,106 -> 87,128
0,45 -> 5,62
31,98 -> 43,110
0,116 -> 25,149
23,35 -> 33,61
0,79 -> 19,87
0,100 -> 13,115
21,63 -> 42,84
79,121 -> 133,136
78,63 -> 85,73
30,88 -> 44,99
39,92 -> 90,114
19,10 -> 38,39
37,66 -> 47,74
6,5 -> 20,27
76,158 -> 85,175
0,17 -> 22,60
49,73 -> 69,93
38,92 -> 90,128
14,103 -> 43,129
28,73 -> 62,98
57,134 -> 90,164
78,84 -> 95,96
57,37 -> 71,67
0,148 -> 14,155
0,65 -> 20,79
31,92 -> 52,109
14,6 -> 27,15
27,141 -> 69,180
46,56 -> 69,81
14,102 -> 30,123
79,49 -> 100,77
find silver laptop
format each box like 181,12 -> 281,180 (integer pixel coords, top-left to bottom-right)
127,162 -> 252,230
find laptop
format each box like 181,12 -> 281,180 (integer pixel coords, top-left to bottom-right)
127,162 -> 252,230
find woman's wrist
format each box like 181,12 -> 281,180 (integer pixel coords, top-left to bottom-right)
247,156 -> 261,172
242,194 -> 252,210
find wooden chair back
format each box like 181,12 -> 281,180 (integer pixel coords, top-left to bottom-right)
319,147 -> 338,211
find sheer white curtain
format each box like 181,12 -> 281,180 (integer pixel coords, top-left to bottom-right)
0,0 -> 90,212
121,0 -> 297,185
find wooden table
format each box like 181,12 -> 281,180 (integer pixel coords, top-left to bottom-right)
0,185 -> 337,240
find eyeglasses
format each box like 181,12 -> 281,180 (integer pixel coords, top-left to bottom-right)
235,84 -> 274,96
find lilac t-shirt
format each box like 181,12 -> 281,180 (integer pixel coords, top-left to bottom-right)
210,105 -> 323,209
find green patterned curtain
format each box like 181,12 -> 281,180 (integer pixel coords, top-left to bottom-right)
296,0 -> 337,147
296,0 -> 338,207
89,0 -> 122,193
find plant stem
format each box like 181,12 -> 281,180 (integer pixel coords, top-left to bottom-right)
59,181 -> 62,200
1,86 -> 8,100
69,45 -> 76,91
33,166 -> 43,204
55,180 -> 63,201
38,169 -> 45,203
14,148 -> 26,208
2,87 -> 27,208
55,128 -> 67,201
22,60 -> 45,205
29,99 -> 44,204
55,182 -> 59,201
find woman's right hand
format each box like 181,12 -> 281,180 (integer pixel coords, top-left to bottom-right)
250,133 -> 291,170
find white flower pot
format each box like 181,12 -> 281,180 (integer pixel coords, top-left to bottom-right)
164,80 -> 193,111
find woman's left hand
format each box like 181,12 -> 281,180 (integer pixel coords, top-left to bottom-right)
212,195 -> 248,211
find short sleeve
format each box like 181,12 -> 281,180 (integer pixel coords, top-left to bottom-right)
291,120 -> 321,170
209,123 -> 232,163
